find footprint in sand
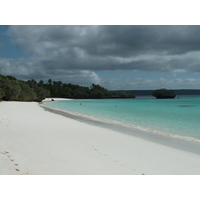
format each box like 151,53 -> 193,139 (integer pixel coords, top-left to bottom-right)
1,151 -> 9,155
2,151 -> 21,173
3,151 -> 11,157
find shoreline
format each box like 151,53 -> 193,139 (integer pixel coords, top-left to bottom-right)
41,104 -> 200,156
42,97 -> 74,102
1,101 -> 200,175
42,97 -> 200,145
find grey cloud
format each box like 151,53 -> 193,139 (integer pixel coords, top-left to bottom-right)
0,57 -> 101,86
2,25 -> 200,89
8,26 -> 200,50
7,25 -> 195,56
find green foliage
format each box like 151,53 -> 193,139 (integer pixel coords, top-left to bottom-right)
6,75 -> 17,81
152,88 -> 176,99
0,73 -> 135,101
0,78 -> 21,101
36,80 -> 135,99
18,81 -> 37,101
89,84 -> 109,98
0,74 -> 5,80
0,75 -> 50,102
40,81 -> 135,99
0,88 -> 5,100
90,84 -> 107,91
34,87 -> 50,102
109,90 -> 135,98
26,79 -> 50,102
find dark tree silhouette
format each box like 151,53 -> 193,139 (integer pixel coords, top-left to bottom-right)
152,89 -> 176,99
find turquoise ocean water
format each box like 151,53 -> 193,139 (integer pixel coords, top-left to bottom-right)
44,96 -> 200,143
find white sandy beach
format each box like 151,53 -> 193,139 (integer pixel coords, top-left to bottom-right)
0,101 -> 200,175
42,97 -> 73,102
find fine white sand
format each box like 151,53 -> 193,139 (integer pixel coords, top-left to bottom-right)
42,97 -> 73,102
1,101 -> 200,175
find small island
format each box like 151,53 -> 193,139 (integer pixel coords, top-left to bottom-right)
152,88 -> 176,99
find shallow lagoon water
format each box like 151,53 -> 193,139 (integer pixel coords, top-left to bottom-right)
44,96 -> 200,143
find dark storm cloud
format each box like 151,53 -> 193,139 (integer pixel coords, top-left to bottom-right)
104,25 -> 200,56
7,25 -> 200,56
33,25 -> 200,56
2,25 -> 200,85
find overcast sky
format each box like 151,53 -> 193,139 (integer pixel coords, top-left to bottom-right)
1,25 -> 200,90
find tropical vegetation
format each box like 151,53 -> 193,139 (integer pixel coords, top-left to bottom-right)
0,74 -> 135,101
152,88 -> 176,99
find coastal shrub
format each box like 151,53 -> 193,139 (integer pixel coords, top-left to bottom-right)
152,88 -> 176,99
0,78 -> 21,101
18,81 -> 37,101
0,75 -> 51,102
0,73 -> 135,101
6,75 -> 17,81
27,79 -> 50,102
34,87 -> 50,102
0,88 -> 5,100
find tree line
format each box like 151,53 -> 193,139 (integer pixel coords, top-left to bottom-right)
0,74 -> 135,101
0,74 -> 50,102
